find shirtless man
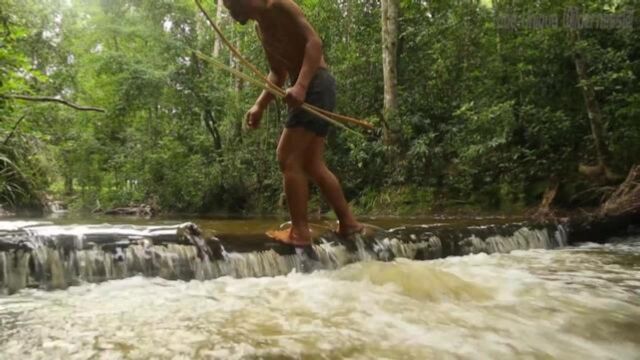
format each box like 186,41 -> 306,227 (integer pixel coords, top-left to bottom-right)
221,0 -> 364,246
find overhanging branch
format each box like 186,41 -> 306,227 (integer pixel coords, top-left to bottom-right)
3,115 -> 26,146
3,94 -> 106,113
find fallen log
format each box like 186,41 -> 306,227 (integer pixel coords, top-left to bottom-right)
600,165 -> 640,218
565,165 -> 640,244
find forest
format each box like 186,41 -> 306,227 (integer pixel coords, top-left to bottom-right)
1,0 -> 638,216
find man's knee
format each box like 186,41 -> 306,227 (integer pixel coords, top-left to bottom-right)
277,151 -> 302,174
303,161 -> 326,180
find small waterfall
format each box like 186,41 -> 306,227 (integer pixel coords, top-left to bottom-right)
377,235 -> 443,260
47,201 -> 68,214
555,224 -> 569,247
466,227 -> 557,254
0,222 -> 361,294
0,250 -> 31,293
377,223 -> 568,261
0,221 -> 570,294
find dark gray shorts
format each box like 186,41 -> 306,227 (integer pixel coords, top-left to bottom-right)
286,68 -> 336,137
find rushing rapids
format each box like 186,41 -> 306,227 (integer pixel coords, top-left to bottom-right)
0,238 -> 639,359
0,220 -> 574,294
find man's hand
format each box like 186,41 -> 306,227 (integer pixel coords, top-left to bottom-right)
245,104 -> 264,129
284,84 -> 307,109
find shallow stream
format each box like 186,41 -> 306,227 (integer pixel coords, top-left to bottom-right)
0,217 -> 638,359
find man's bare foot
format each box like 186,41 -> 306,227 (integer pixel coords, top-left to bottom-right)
266,227 -> 312,247
337,222 -> 365,239
339,221 -> 386,242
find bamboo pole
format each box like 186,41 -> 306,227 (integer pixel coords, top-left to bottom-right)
193,0 -> 374,131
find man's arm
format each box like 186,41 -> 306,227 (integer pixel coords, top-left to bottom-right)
247,66 -> 286,128
274,0 -> 323,93
254,69 -> 287,110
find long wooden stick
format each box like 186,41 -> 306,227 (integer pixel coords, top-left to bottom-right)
193,0 -> 373,130
194,51 -> 362,137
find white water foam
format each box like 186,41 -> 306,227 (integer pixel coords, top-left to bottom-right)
0,240 -> 638,359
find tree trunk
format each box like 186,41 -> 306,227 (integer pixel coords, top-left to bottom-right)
570,31 -> 616,181
381,0 -> 399,117
534,177 -> 559,220
213,0 -> 224,58
492,0 -> 501,54
234,36 -> 244,92
191,51 -> 223,150
203,109 -> 222,150
64,176 -> 74,196
574,53 -> 608,167
344,0 -> 352,45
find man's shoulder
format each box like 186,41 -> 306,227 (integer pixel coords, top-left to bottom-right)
266,0 -> 286,8
267,0 -> 301,14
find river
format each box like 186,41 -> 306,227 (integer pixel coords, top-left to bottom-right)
0,215 -> 638,359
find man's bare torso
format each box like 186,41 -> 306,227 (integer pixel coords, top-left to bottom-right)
256,0 -> 327,82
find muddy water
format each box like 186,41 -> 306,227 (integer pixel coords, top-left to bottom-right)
0,235 -> 638,359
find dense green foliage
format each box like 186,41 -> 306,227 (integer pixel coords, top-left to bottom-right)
1,0 -> 639,215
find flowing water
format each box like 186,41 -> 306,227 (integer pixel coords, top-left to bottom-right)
0,216 -> 638,359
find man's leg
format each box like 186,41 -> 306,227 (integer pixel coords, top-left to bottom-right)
277,127 -> 316,245
303,135 -> 362,236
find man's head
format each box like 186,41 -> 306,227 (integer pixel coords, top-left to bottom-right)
222,0 -> 261,25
